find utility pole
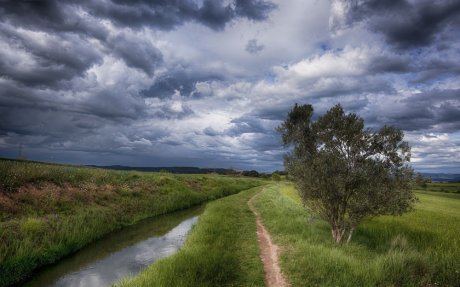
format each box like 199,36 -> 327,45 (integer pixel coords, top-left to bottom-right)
17,143 -> 24,160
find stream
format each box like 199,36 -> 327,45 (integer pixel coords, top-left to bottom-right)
21,205 -> 203,287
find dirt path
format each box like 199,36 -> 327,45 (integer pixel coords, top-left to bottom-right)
248,190 -> 290,287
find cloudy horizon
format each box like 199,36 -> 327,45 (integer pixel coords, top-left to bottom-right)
1,0 -> 459,173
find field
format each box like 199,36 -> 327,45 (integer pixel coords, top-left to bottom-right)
0,159 -> 264,287
415,182 -> 460,194
253,183 -> 460,286
2,158 -> 459,287
117,182 -> 460,287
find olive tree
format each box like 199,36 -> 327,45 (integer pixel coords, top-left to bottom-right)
277,104 -> 416,243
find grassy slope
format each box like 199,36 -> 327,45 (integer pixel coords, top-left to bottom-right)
254,183 -> 460,287
116,186 -> 266,287
0,160 -> 264,287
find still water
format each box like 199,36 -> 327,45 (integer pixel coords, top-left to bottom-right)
22,206 -> 203,287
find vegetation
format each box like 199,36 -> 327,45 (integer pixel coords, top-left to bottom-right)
277,104 -> 415,243
253,183 -> 460,286
0,159 -> 264,287
271,172 -> 281,181
415,182 -> 460,194
117,186 -> 266,287
414,172 -> 432,188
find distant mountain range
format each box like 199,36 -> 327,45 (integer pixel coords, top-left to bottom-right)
422,173 -> 460,182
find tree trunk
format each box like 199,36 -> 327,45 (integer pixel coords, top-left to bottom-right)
346,226 -> 355,244
331,226 -> 346,243
331,225 -> 356,244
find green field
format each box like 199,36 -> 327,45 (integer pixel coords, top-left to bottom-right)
2,159 -> 459,287
415,182 -> 460,194
116,182 -> 460,287
253,183 -> 460,286
0,159 -> 264,287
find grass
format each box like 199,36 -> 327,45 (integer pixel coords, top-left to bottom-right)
116,185 -> 266,287
0,159 -> 264,287
415,182 -> 460,194
253,183 -> 460,286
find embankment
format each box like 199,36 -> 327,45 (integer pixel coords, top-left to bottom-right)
116,185 -> 266,287
0,159 -> 264,287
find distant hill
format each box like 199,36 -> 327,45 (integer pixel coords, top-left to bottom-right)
88,165 -> 240,175
422,173 -> 460,182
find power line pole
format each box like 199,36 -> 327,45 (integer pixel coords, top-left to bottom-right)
18,143 -> 24,160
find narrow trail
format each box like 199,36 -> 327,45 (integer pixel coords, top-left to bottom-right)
248,190 -> 290,287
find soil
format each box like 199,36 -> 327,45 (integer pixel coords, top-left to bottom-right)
248,191 -> 290,287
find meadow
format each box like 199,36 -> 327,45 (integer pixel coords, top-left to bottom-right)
0,159 -> 264,287
116,182 -> 460,287
2,158 -> 459,287
415,182 -> 460,194
254,183 -> 460,286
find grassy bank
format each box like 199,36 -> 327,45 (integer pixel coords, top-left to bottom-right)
253,183 -> 460,286
0,159 -> 264,287
116,185 -> 266,287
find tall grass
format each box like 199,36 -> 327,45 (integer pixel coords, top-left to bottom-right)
253,183 -> 460,286
116,186 -> 266,287
0,159 -> 264,287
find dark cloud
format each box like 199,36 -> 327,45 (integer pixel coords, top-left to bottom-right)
0,0 -> 276,33
310,78 -> 394,100
0,0 -> 276,83
82,91 -> 147,120
255,105 -> 293,121
142,70 -> 222,99
235,0 -> 277,21
0,27 -> 102,87
203,127 -> 220,137
197,0 -> 234,30
227,115 -> 279,138
373,1 -> 460,49
411,58 -> 460,83
371,89 -> 460,132
108,34 -> 163,76
367,55 -> 412,74
228,116 -> 267,136
245,39 -> 265,54
0,0 -> 458,173
0,0 -> 109,39
337,0 -> 460,49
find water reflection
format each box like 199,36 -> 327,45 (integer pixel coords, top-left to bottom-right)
22,206 -> 202,287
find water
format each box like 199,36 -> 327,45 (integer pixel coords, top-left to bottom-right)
22,206 -> 203,287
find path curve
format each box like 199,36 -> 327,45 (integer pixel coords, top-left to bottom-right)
248,190 -> 290,287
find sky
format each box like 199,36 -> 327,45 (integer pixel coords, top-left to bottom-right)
0,0 -> 459,173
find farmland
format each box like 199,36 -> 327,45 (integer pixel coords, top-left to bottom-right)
253,183 -> 460,286
1,159 -> 459,286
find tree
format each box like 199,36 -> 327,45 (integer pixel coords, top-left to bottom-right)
277,103 -> 416,243
271,172 -> 281,181
414,172 -> 431,188
242,170 -> 260,177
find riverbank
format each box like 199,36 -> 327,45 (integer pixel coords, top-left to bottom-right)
0,159 -> 264,287
116,186 -> 266,287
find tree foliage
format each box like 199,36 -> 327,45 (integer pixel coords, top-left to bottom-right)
414,172 -> 431,188
277,103 -> 416,243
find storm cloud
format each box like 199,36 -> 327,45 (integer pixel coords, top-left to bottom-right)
330,0 -> 460,49
0,0 -> 459,172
